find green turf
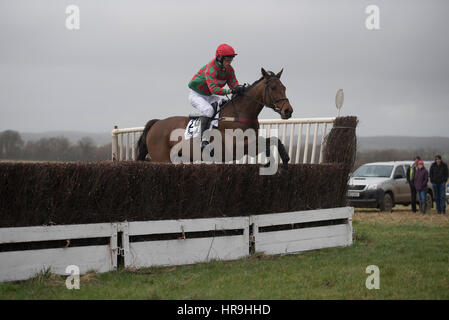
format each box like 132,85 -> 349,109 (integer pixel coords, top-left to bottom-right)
1,213 -> 448,299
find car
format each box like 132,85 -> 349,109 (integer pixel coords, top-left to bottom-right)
347,161 -> 434,212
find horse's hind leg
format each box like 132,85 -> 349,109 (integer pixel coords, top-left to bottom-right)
146,116 -> 191,163
146,128 -> 173,163
147,139 -> 173,162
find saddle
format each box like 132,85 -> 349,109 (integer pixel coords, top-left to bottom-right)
188,113 -> 204,120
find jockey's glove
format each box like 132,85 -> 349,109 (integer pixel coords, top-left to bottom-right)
231,85 -> 246,95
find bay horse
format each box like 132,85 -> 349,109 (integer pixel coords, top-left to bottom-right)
136,68 -> 293,170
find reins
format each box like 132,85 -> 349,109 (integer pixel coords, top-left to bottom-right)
212,75 -> 289,123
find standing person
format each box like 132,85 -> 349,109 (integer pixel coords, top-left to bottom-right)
430,155 -> 448,214
414,160 -> 429,214
406,156 -> 421,212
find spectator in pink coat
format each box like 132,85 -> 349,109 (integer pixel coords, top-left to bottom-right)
414,160 -> 429,214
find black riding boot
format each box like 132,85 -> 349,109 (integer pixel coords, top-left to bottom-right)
199,116 -> 212,150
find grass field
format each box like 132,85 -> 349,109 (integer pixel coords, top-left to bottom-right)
0,206 -> 448,300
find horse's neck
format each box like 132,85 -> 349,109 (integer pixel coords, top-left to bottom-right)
220,84 -> 264,119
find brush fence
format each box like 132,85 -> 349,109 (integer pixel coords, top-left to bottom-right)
0,207 -> 353,282
112,117 -> 335,164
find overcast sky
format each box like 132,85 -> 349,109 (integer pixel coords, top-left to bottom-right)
1,0 -> 448,137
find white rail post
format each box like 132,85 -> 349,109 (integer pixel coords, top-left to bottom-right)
319,123 -> 328,163
112,126 -> 119,161
295,123 -> 303,163
272,126 -> 279,164
288,123 -> 295,163
132,133 -> 136,160
118,222 -> 130,267
311,123 -> 319,164
303,123 -> 311,163
120,134 -> 124,161
126,134 -> 130,161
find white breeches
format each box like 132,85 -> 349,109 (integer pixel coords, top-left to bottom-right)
188,89 -> 226,127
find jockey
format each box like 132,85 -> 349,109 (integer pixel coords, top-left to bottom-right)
188,43 -> 245,149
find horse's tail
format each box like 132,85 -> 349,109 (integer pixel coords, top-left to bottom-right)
136,119 -> 159,161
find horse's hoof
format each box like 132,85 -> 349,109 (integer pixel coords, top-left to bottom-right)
279,166 -> 289,176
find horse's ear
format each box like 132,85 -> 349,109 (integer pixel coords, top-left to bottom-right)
276,69 -> 283,79
261,68 -> 269,79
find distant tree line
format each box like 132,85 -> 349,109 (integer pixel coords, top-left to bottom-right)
1,129 -> 447,165
0,130 -> 111,161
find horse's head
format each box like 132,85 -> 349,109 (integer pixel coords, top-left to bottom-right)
261,68 -> 293,119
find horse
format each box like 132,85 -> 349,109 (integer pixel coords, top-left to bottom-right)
136,68 -> 294,170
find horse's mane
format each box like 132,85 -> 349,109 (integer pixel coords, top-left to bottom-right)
220,70 -> 276,108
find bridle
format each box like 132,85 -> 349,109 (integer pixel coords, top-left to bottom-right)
215,75 -> 290,121
247,75 -> 290,115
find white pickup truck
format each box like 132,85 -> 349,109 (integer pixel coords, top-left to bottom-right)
347,161 -> 434,212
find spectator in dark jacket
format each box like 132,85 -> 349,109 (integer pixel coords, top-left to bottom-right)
414,160 -> 429,214
406,156 -> 421,212
430,155 -> 448,214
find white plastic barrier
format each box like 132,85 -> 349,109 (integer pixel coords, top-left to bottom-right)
0,223 -> 118,282
250,207 -> 353,255
120,216 -> 250,268
0,207 -> 353,282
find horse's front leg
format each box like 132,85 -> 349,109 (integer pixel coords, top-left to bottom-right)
277,138 -> 290,171
264,137 -> 290,173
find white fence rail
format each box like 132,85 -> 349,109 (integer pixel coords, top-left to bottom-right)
121,216 -> 250,268
112,117 -> 335,163
0,207 -> 353,282
0,223 -> 118,282
250,207 -> 353,255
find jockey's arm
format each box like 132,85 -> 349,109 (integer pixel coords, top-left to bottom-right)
227,69 -> 239,90
204,66 -> 238,96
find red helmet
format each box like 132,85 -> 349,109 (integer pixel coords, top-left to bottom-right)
215,44 -> 237,58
